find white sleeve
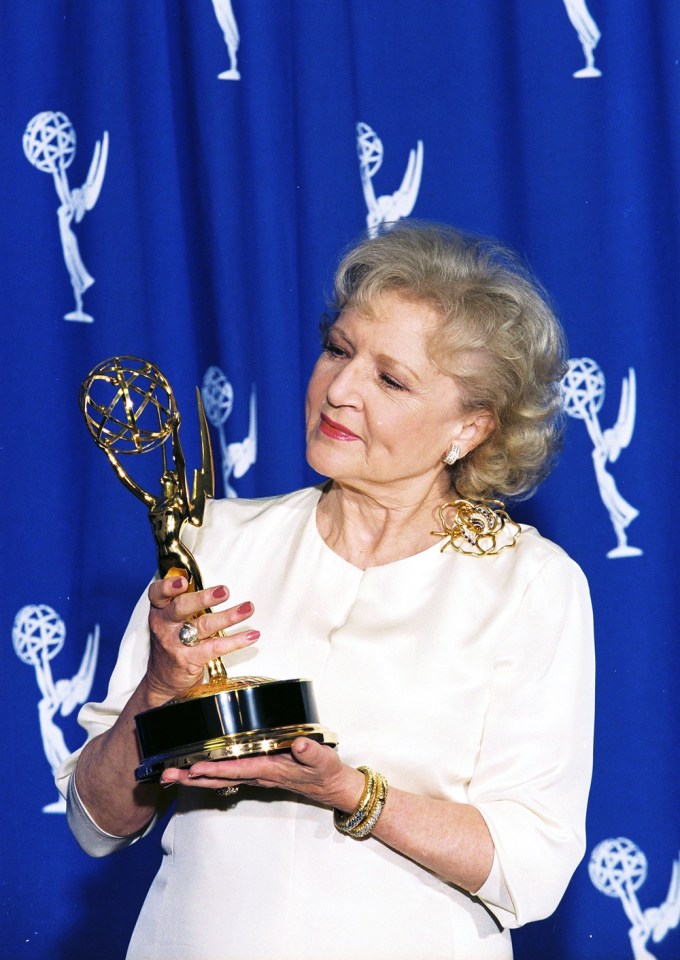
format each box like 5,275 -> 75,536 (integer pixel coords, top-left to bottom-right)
469,552 -> 595,928
55,585 -> 156,851
65,766 -> 156,857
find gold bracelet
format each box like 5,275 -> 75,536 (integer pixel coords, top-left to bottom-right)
334,766 -> 389,839
352,772 -> 388,838
334,767 -> 375,833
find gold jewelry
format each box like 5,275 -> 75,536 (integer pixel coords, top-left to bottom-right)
334,766 -> 389,839
335,767 -> 375,831
432,498 -> 520,557
442,442 -> 460,466
216,785 -> 239,797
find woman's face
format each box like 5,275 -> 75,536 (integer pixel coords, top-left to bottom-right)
305,292 -> 485,498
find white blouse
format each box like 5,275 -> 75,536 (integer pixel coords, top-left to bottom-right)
57,486 -> 594,960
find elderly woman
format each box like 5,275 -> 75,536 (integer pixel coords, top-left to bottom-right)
58,222 -> 594,960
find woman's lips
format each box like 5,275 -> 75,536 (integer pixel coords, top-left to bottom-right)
319,413 -> 360,441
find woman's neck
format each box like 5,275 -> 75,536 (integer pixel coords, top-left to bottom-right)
316,478 -> 454,569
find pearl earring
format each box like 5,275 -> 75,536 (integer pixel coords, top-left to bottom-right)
442,443 -> 460,466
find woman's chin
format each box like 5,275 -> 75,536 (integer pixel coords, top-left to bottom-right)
306,442 -> 347,479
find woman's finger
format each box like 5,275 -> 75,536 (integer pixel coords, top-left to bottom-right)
167,600 -> 257,651
178,741 -> 341,794
184,626 -> 260,663
169,583 -> 235,622
184,597 -> 254,641
148,573 -> 189,610
149,582 -> 256,642
289,737 -> 327,767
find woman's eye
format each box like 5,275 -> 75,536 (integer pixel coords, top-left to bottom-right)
380,373 -> 407,391
324,341 -> 347,358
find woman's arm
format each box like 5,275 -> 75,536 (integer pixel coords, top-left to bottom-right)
74,676 -> 177,839
369,775 -> 494,893
160,739 -> 494,894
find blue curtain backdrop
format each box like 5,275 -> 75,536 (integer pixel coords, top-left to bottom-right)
2,2 -> 679,958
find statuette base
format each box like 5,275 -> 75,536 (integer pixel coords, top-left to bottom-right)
134,677 -> 337,782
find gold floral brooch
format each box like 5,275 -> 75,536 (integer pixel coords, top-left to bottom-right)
432,498 -> 521,557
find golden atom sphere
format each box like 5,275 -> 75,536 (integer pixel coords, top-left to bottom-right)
80,356 -> 178,455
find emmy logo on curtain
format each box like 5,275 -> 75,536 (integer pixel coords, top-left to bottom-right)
201,366 -> 256,497
211,0 -> 240,79
23,111 -> 109,323
590,838 -> 680,960
562,358 -> 642,558
12,605 -> 99,813
562,0 -> 602,77
356,122 -> 423,239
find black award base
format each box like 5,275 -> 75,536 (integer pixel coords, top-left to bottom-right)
134,677 -> 338,782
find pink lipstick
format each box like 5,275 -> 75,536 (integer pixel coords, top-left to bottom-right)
319,413 -> 359,441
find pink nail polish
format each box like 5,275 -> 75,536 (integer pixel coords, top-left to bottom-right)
213,586 -> 227,599
245,630 -> 260,642
172,578 -> 184,589
237,602 -> 253,615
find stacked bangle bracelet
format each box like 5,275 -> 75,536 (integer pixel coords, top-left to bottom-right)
333,766 -> 389,839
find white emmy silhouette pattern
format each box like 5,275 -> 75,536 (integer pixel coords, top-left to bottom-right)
22,110 -> 109,323
590,838 -> 680,960
563,0 -> 602,77
12,604 -> 99,813
23,111 -> 109,323
201,366 -> 256,497
211,0 -> 240,79
356,122 -> 423,238
562,358 -> 642,558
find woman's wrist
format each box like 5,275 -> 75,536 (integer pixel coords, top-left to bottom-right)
329,763 -> 367,812
137,668 -> 197,709
333,766 -> 389,839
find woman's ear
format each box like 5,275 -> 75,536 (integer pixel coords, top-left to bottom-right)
455,411 -> 495,456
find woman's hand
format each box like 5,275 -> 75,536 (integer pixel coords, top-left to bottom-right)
144,574 -> 260,703
160,738 -> 365,812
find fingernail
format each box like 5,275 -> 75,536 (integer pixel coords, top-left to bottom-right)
213,586 -> 227,599
237,602 -> 253,615
245,630 -> 260,642
159,779 -> 175,789
172,578 -> 184,589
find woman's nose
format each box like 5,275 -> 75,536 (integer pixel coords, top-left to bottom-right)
325,359 -> 363,408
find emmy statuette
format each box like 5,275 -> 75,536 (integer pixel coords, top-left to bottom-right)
79,356 -> 337,782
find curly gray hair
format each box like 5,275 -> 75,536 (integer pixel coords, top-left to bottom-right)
330,221 -> 567,500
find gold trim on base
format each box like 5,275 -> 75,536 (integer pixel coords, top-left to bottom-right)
136,723 -> 338,781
